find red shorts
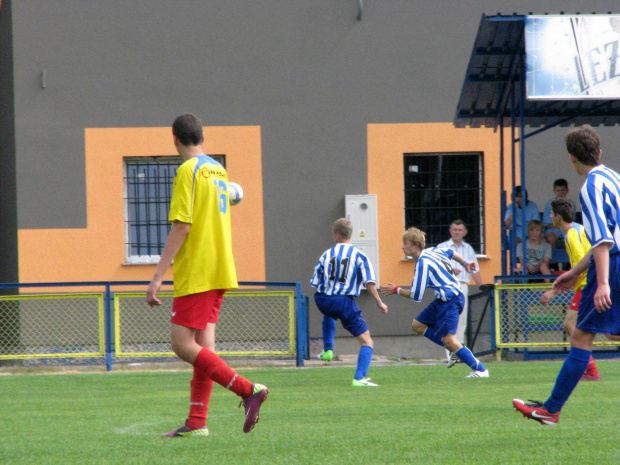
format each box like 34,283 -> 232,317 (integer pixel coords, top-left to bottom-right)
569,289 -> 583,312
171,289 -> 226,330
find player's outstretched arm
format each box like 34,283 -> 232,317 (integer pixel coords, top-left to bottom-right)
453,252 -> 476,273
540,289 -> 557,305
380,282 -> 397,296
553,248 -> 594,294
463,261 -> 477,273
380,282 -> 410,299
552,273 -> 578,293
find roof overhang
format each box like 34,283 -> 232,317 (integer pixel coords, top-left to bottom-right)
454,14 -> 620,129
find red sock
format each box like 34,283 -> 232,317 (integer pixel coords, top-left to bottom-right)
193,347 -> 253,398
586,355 -> 599,376
185,366 -> 214,429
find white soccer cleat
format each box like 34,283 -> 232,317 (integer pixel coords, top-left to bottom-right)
352,378 -> 379,386
447,351 -> 461,368
466,369 -> 489,378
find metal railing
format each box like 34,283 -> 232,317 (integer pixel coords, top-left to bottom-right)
0,281 -> 309,370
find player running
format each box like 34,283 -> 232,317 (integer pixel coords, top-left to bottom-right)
311,218 -> 388,386
381,227 -> 489,378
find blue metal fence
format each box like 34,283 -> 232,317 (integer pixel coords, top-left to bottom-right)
0,281 -> 309,370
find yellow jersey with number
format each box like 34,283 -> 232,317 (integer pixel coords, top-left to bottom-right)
169,155 -> 238,297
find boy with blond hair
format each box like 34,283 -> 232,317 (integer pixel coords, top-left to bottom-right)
516,219 -> 552,282
381,227 -> 489,377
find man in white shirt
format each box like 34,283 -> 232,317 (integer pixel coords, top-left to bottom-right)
437,220 -> 483,361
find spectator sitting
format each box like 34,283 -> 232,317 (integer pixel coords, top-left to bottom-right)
542,178 -> 578,248
505,186 -> 541,244
515,219 -> 552,283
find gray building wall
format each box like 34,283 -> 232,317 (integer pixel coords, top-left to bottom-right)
2,0 -> 620,348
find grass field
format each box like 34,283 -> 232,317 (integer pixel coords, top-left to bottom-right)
2,360 -> 620,464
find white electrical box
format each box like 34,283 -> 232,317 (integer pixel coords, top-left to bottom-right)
345,194 -> 379,284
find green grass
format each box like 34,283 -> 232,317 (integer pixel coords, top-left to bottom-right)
2,360 -> 620,464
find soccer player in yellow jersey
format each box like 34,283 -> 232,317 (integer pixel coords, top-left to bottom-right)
147,113 -> 268,437
540,198 -> 600,380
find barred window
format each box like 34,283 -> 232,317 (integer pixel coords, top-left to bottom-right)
404,152 -> 484,254
123,155 -> 225,264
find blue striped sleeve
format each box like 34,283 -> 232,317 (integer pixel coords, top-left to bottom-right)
581,168 -> 620,253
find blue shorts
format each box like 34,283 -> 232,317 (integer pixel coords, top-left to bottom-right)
415,294 -> 464,339
314,293 -> 369,337
578,253 -> 620,334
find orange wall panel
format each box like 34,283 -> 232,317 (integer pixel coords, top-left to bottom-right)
18,126 -> 265,285
367,122 -> 509,286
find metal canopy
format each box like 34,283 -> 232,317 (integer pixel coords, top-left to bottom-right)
455,13 -> 620,276
455,13 -> 620,130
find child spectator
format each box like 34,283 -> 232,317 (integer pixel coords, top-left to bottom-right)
516,220 -> 552,282
542,179 -> 578,248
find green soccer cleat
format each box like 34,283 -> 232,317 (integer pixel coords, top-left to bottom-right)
318,350 -> 333,361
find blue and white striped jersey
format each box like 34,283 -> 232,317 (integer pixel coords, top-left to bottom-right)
580,164 -> 620,255
410,247 -> 463,302
310,243 -> 376,296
